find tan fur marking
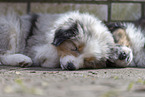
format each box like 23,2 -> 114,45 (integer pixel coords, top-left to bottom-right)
56,40 -> 79,58
113,28 -> 131,47
78,43 -> 85,53
84,57 -> 106,69
84,57 -> 96,62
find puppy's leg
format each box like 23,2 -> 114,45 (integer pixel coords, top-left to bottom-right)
0,54 -> 32,67
28,44 -> 60,68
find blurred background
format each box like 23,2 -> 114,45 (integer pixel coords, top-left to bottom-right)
0,0 -> 144,22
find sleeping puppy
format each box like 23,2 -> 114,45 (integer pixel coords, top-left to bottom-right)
106,22 -> 145,67
26,11 -> 133,70
0,11 -> 132,69
0,13 -> 35,67
25,11 -> 119,70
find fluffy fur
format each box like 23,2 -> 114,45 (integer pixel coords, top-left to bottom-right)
106,22 -> 145,67
26,11 -> 133,70
0,13 -> 34,67
0,11 -> 133,70
26,11 -> 114,69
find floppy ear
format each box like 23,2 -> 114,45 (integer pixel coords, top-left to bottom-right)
106,22 -> 125,32
52,23 -> 78,46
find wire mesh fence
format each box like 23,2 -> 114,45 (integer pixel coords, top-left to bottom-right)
0,0 -> 145,22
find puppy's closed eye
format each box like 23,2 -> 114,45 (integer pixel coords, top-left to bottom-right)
71,47 -> 78,51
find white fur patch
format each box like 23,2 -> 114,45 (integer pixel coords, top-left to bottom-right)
0,54 -> 32,66
33,44 -> 59,68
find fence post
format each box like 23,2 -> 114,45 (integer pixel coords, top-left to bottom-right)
141,3 -> 145,18
107,0 -> 112,22
27,0 -> 31,14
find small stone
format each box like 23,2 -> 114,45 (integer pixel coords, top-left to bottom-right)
135,85 -> 145,92
15,71 -> 21,75
43,72 -> 46,74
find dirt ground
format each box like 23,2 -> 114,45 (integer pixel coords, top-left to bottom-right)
0,66 -> 145,97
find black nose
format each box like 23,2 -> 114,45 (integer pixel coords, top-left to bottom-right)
67,62 -> 76,70
119,51 -> 127,60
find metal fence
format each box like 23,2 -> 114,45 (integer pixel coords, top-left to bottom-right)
0,0 -> 145,22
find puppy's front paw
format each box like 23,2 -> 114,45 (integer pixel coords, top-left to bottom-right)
18,60 -> 32,67
108,45 -> 133,67
1,54 -> 32,67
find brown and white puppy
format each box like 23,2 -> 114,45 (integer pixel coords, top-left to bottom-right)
106,22 -> 145,67
26,11 -> 119,70
0,11 -> 133,69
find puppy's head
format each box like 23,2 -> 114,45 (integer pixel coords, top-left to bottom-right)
51,12 -> 112,70
52,22 -> 106,70
106,22 -> 130,46
106,23 -> 133,67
